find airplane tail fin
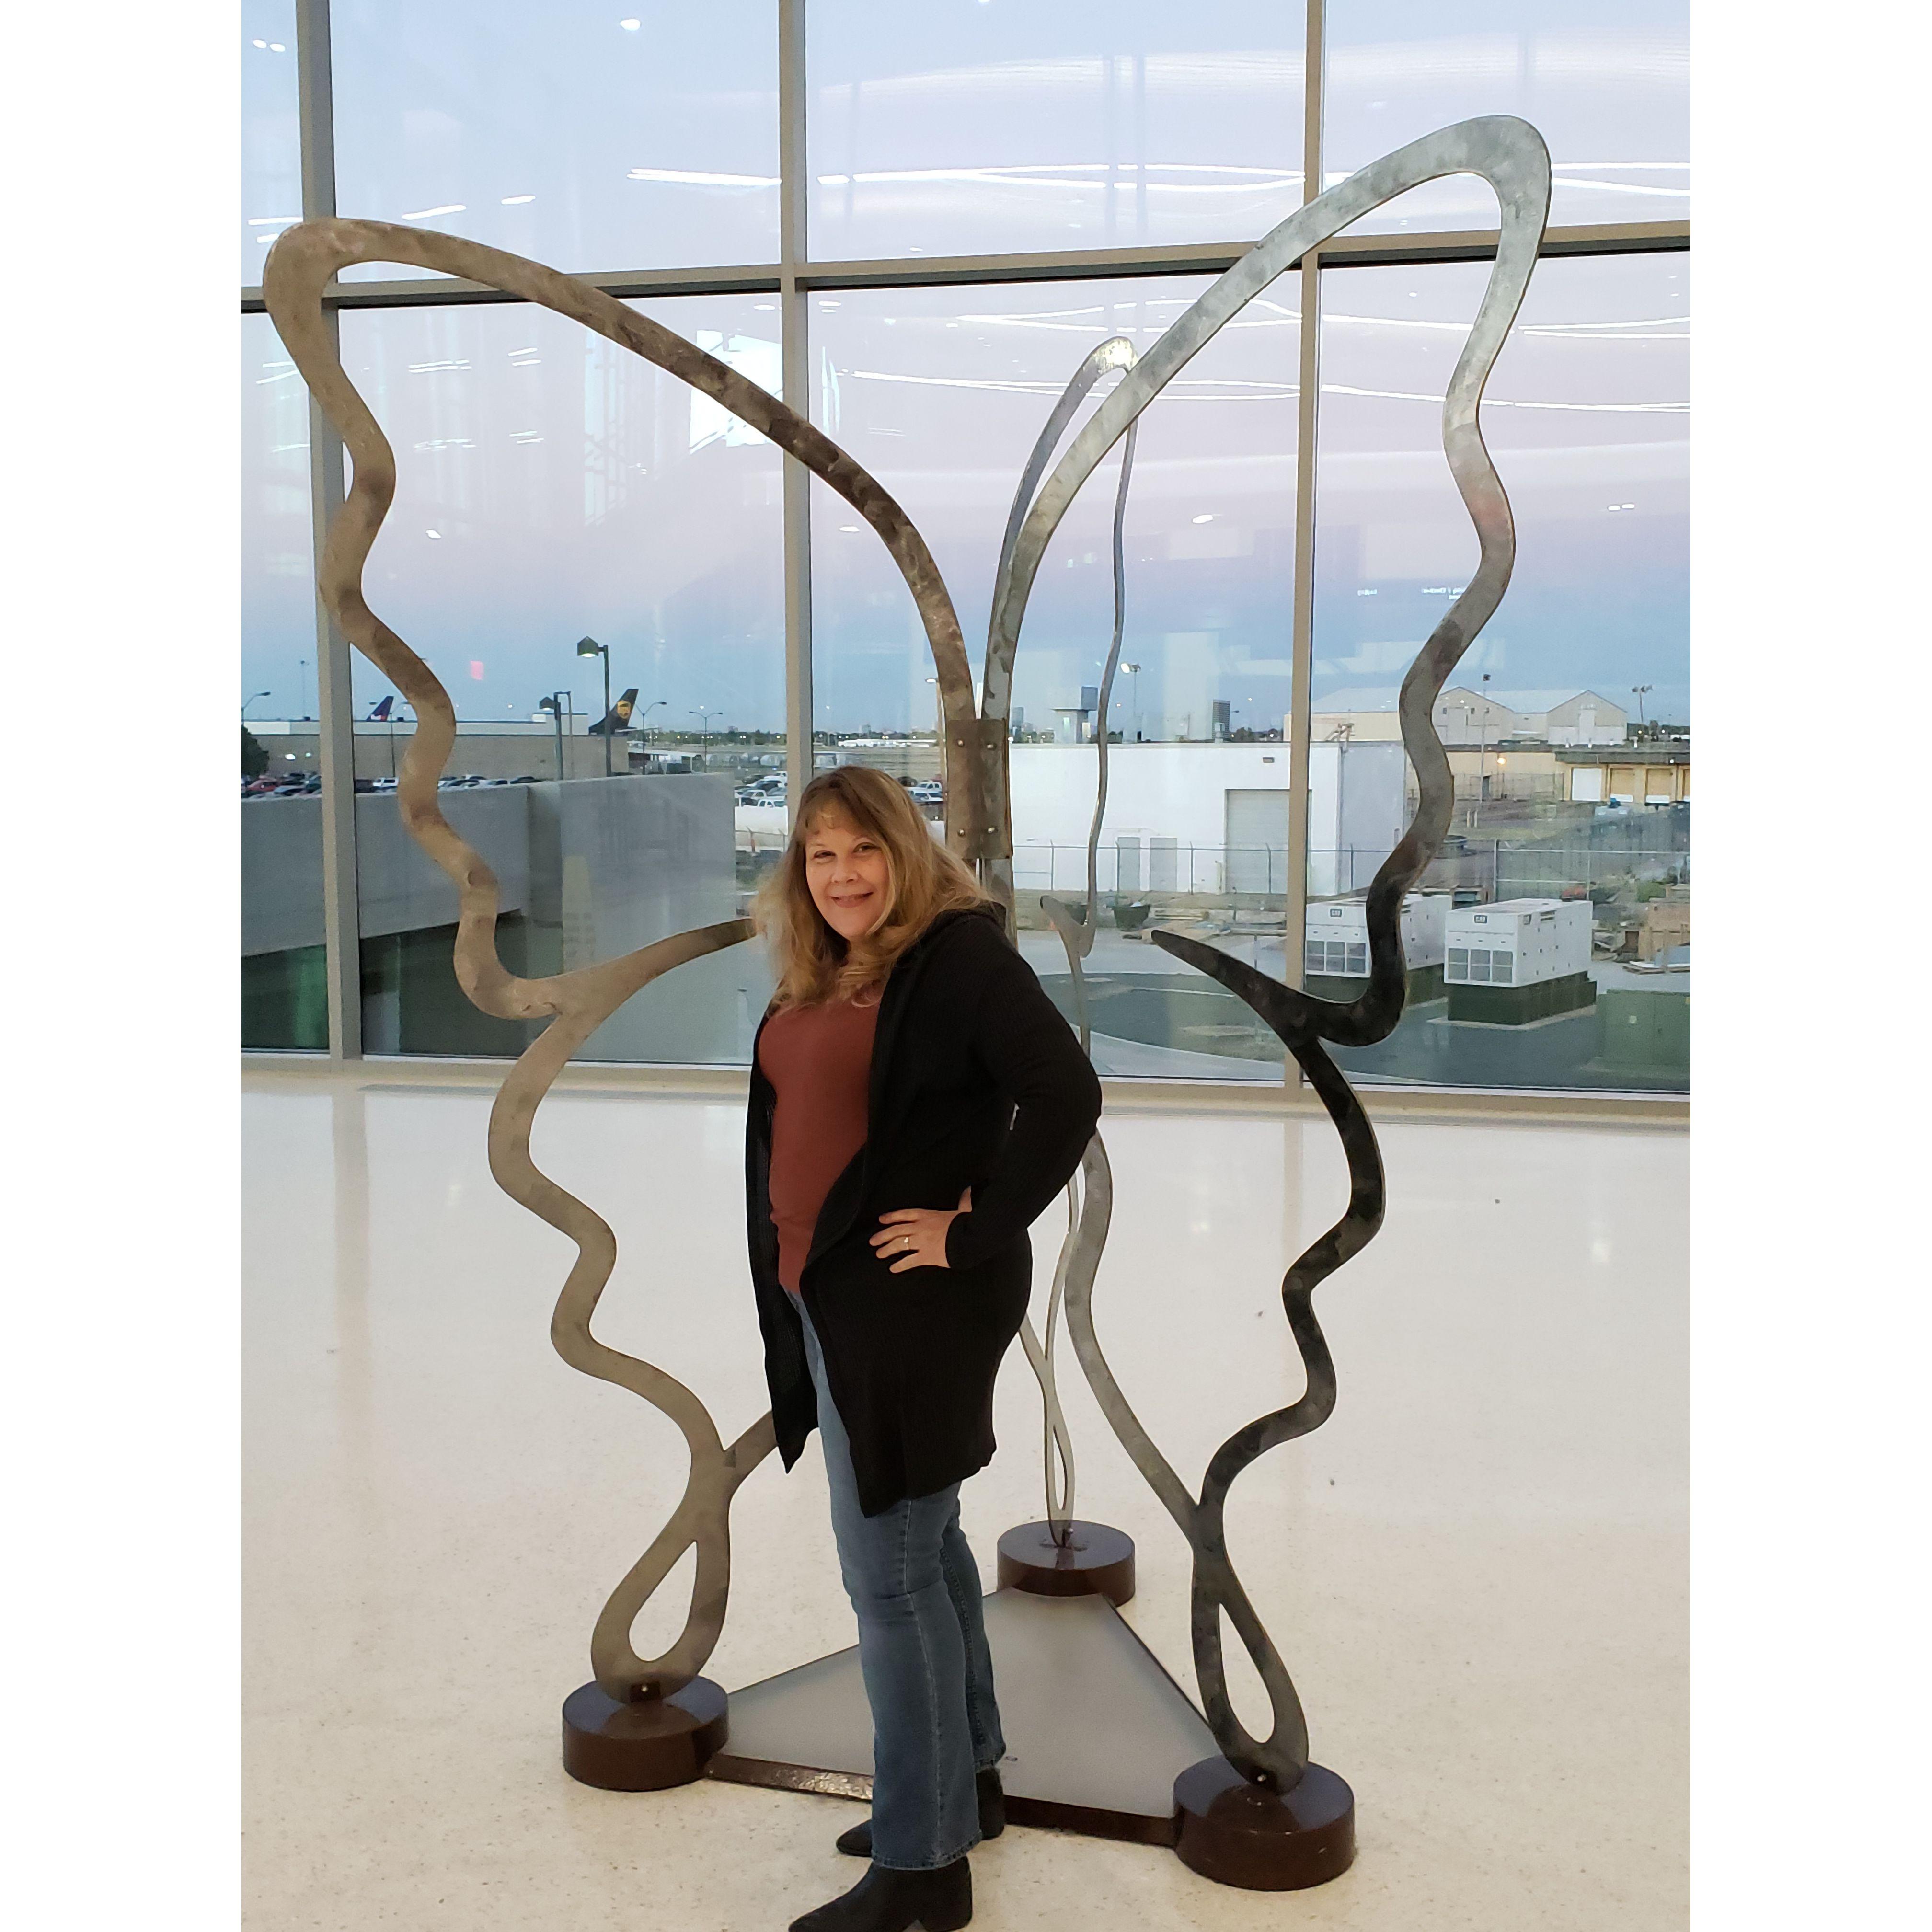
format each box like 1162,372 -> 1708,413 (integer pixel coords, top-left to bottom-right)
366,695 -> 395,722
589,687 -> 640,736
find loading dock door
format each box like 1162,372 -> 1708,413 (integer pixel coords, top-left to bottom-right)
1225,789 -> 1289,895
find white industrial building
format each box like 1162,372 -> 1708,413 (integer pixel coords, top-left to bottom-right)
734,739 -> 1413,900
1003,740 -> 1406,899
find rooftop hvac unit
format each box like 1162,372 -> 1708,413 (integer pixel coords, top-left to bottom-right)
1445,899 -> 1591,988
1302,894 -> 1448,980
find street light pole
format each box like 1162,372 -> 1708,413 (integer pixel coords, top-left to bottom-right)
637,697 -> 667,770
690,708 -> 714,768
1631,683 -> 1652,736
1474,671 -> 1492,828
540,690 -> 572,780
577,634 -> 612,775
242,690 -> 271,719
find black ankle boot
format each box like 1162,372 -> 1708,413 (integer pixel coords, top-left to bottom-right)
787,1857 -> 972,1932
835,1769 -> 1005,1860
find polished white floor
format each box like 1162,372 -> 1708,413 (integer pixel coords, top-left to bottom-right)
243,1071 -> 1687,1932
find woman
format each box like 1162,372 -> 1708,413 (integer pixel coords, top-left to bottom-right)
746,767 -> 1102,1932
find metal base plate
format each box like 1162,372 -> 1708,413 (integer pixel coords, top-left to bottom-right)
707,1588 -> 1217,1845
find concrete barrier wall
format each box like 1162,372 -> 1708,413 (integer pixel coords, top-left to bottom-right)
252,726 -> 620,783
355,787 -> 532,943
523,774 -> 766,1063
242,775 -> 769,1064
242,786 -> 532,956
241,794 -> 325,957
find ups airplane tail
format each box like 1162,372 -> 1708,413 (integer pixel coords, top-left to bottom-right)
589,688 -> 639,736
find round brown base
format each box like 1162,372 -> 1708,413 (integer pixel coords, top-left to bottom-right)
995,1520 -> 1136,1607
561,1676 -> 729,1792
1172,1756 -> 1355,1891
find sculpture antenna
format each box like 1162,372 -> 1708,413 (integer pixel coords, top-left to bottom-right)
987,334 -> 1139,1545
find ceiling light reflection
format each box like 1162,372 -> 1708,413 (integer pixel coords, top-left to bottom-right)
1322,381 -> 1685,414
849,369 -> 1298,402
627,167 -> 777,188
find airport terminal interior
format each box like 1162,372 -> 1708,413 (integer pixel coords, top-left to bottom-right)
243,6 -> 1688,1927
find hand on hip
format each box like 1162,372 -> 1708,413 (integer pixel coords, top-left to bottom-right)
872,1188 -> 971,1274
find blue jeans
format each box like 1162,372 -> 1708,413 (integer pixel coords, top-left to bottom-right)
799,1304 -> 1006,1871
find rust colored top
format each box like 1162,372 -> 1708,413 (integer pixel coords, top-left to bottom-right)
756,993 -> 881,1295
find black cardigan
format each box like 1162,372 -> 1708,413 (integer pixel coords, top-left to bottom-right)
745,905 -> 1103,1517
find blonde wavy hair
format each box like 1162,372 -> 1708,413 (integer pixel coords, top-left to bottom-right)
755,765 -> 990,1008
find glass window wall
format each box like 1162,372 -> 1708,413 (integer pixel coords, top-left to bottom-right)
243,2 -> 1686,1098
242,3 -> 301,283
1310,252 -> 1689,1091
810,276 -> 1300,1080
807,1 -> 1305,261
1325,1 -> 1690,235
339,295 -> 783,1060
242,312 -> 326,1049
330,0 -> 780,280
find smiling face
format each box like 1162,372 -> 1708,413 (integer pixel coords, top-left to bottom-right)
802,806 -> 895,943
